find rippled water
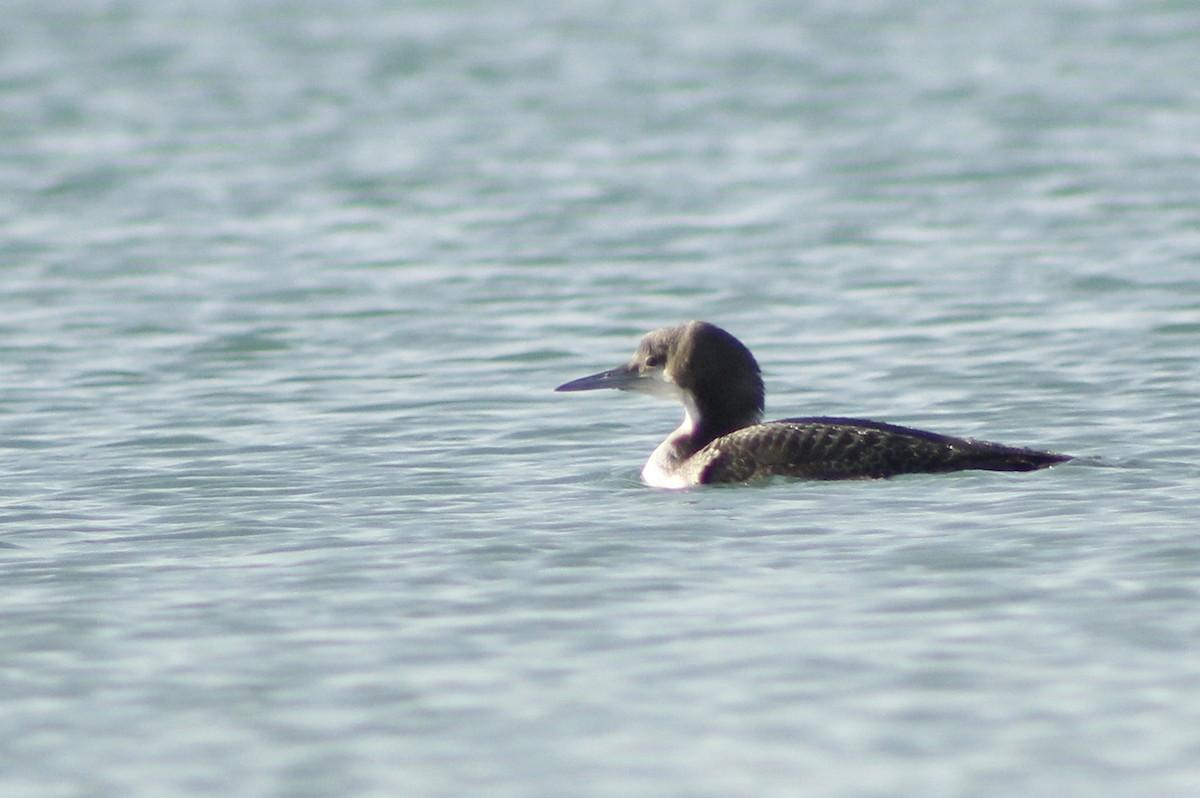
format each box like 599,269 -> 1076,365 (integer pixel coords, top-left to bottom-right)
3,1 -> 1200,796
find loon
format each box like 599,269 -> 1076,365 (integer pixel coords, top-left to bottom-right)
555,321 -> 1071,488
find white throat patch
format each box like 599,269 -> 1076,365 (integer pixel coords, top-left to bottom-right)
639,394 -> 702,489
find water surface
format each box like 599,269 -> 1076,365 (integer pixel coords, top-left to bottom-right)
3,1 -> 1200,796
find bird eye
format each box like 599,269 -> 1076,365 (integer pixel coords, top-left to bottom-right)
645,354 -> 663,368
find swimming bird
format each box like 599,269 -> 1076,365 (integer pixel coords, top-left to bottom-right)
555,321 -> 1070,488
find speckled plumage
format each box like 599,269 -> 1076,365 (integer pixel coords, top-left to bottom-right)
691,417 -> 1070,483
556,321 -> 1070,488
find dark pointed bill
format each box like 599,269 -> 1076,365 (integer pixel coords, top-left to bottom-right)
554,365 -> 639,392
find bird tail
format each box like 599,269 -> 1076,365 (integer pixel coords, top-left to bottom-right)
962,442 -> 1072,472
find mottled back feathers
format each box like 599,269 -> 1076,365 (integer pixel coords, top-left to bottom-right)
695,417 -> 1071,483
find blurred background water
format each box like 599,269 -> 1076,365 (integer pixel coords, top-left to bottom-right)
3,0 -> 1200,796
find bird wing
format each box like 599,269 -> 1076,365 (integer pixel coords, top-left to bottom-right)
696,417 -> 1067,483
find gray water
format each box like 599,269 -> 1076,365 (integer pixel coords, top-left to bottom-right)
4,1 -> 1200,796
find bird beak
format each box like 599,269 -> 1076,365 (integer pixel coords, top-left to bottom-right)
555,364 -> 641,392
